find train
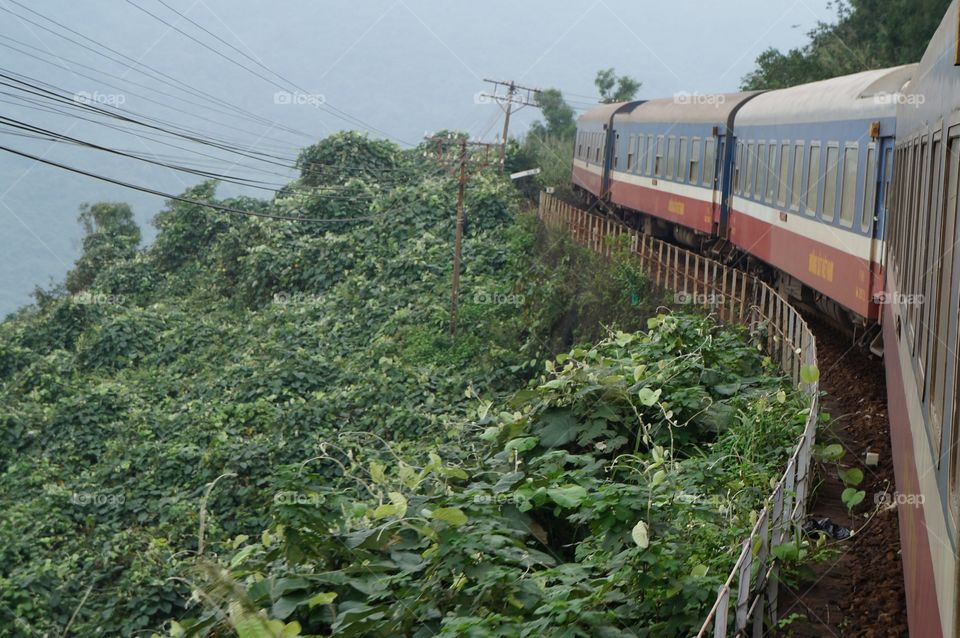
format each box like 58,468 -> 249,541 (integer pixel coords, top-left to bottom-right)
572,3 -> 960,635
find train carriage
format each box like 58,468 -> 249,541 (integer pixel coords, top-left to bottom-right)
884,2 -> 960,635
606,92 -> 759,240
729,66 -> 914,321
571,101 -> 636,200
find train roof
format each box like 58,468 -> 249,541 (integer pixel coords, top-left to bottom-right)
616,92 -> 760,124
736,65 -> 917,126
577,101 -> 637,124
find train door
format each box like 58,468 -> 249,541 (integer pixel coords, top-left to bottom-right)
872,138 -> 896,291
714,135 -> 725,232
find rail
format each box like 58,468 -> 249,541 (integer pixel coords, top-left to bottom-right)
537,193 -> 820,637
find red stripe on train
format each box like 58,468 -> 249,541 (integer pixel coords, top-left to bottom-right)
728,209 -> 881,319
572,164 -> 602,196
608,177 -> 716,234
882,302 -> 944,638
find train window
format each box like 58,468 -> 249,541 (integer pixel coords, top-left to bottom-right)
822,145 -> 840,222
655,136 -> 664,176
627,135 -> 634,172
911,139 -> 931,345
596,146 -> 601,163
928,137 -> 954,453
745,142 -> 756,197
678,137 -> 688,183
757,143 -> 768,201
578,143 -> 583,159
805,144 -> 821,216
790,144 -> 804,211
884,147 -> 894,213
777,143 -> 790,206
645,135 -> 653,175
860,146 -> 877,233
690,138 -> 701,183
637,136 -> 645,173
704,138 -> 717,187
839,146 -> 858,227
766,142 -> 778,202
667,136 -> 677,179
733,142 -> 742,192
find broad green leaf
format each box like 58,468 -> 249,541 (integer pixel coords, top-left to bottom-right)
815,443 -> 845,462
651,469 -> 666,487
430,507 -> 468,526
638,387 -> 662,407
369,460 -> 386,484
308,592 -> 338,608
691,564 -> 708,577
504,437 -> 538,454
388,492 -> 408,517
841,487 -> 866,509
838,467 -> 864,487
372,503 -> 400,519
631,520 -> 649,549
536,409 -> 578,448
547,485 -> 587,508
800,364 -> 820,384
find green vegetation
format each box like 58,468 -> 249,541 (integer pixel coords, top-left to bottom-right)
0,130 -> 806,637
594,68 -> 642,104
741,0 -> 951,90
178,314 -> 807,637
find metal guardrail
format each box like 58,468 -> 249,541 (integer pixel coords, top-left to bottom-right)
538,193 -> 820,637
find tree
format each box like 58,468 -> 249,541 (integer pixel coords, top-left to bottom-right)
742,0 -> 951,90
65,202 -> 141,293
595,68 -> 642,103
534,88 -> 577,140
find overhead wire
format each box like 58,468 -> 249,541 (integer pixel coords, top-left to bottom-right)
0,143 -> 389,223
0,32 -> 306,153
125,0 -> 412,145
0,0 -> 321,140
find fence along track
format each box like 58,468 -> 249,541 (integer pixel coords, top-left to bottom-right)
538,193 -> 820,638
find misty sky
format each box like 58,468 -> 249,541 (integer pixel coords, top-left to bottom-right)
0,0 -> 836,315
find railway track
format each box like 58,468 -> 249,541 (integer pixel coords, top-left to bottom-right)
777,318 -> 907,637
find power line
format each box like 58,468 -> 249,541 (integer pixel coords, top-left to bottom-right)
0,32 -> 305,153
0,142 -> 387,223
0,70 -> 301,169
0,116 -> 292,192
124,0 -> 411,145
0,0 -> 321,140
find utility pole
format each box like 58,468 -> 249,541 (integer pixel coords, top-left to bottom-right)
480,79 -> 541,166
450,139 -> 468,338
425,135 -> 500,336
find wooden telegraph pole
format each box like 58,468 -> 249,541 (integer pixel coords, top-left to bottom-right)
426,135 -> 500,336
480,79 -> 541,166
